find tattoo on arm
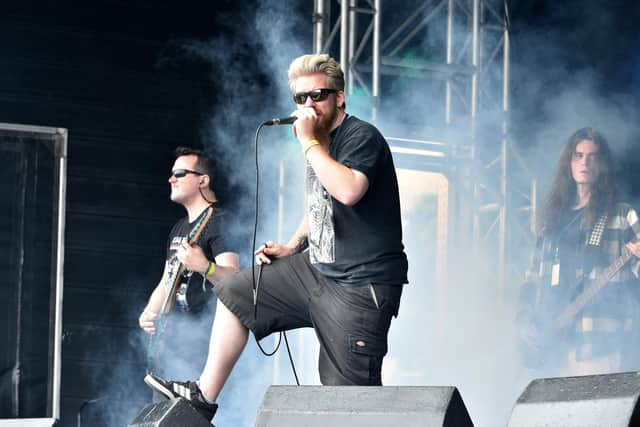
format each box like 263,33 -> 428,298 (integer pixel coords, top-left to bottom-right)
291,235 -> 309,254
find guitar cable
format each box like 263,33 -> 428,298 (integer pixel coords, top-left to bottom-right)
252,123 -> 300,386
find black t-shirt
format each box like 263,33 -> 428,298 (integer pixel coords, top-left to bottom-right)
557,208 -> 586,288
542,208 -> 586,312
164,204 -> 232,312
306,115 -> 408,286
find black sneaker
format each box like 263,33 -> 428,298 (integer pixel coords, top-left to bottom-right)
144,374 -> 218,422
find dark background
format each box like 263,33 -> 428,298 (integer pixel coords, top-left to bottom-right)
509,0 -> 640,198
0,1 -> 235,424
0,1 -> 638,426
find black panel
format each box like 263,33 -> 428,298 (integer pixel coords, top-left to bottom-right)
0,1 -> 223,425
0,136 -> 56,418
0,147 -> 24,418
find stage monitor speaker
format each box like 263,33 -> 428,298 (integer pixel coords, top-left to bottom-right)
508,371 -> 640,427
128,398 -> 210,427
255,385 -> 474,427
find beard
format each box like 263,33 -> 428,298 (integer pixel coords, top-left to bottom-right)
316,98 -> 342,133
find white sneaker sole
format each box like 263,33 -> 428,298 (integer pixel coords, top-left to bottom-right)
144,374 -> 175,400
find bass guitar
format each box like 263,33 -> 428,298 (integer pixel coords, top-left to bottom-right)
521,245 -> 634,368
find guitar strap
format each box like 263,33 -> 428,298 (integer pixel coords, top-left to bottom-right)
587,213 -> 608,247
581,213 -> 608,280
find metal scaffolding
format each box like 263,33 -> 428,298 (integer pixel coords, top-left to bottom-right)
312,0 -> 534,292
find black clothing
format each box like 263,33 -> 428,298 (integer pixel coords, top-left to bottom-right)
214,115 -> 407,385
541,208 -> 585,315
165,205 -> 231,313
157,205 -> 232,378
307,115 -> 408,286
213,252 -> 402,385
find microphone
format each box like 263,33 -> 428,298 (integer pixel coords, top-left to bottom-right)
262,116 -> 297,126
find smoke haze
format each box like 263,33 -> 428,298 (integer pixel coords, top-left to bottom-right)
115,1 -> 640,426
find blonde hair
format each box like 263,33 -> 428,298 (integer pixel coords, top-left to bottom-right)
288,54 -> 345,93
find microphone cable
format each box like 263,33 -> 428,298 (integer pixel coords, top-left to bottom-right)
252,123 -> 300,386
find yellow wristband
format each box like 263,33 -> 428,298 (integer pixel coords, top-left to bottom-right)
205,261 -> 216,276
302,139 -> 320,155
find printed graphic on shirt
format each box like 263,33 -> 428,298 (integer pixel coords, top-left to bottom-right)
169,236 -> 187,252
306,163 -> 335,264
164,236 -> 189,296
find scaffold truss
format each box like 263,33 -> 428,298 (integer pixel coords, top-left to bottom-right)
312,0 -> 535,293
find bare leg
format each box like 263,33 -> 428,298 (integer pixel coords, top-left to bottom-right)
198,299 -> 249,402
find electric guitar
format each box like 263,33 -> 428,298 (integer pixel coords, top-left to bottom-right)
521,245 -> 635,368
146,206 -> 214,374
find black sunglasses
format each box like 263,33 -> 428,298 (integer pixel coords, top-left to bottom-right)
171,169 -> 204,178
293,88 -> 339,105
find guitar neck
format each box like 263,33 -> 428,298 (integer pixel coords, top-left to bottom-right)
158,206 -> 215,314
187,207 -> 213,244
555,247 -> 633,328
159,261 -> 185,314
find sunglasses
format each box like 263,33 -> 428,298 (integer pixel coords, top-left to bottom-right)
293,88 -> 339,105
171,169 -> 204,178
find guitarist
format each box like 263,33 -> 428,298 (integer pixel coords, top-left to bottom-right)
138,147 -> 239,377
518,128 -> 640,375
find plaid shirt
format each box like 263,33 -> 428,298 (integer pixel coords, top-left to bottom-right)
517,202 -> 640,365
526,202 -> 640,288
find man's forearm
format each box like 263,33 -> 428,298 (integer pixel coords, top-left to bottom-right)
305,146 -> 369,206
286,216 -> 309,254
290,234 -> 309,254
204,252 -> 240,284
145,282 -> 166,313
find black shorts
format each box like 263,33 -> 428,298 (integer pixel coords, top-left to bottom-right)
212,252 -> 403,385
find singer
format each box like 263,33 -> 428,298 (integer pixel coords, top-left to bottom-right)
144,54 -> 409,423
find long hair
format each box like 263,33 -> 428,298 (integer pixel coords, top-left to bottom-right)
538,127 -> 617,235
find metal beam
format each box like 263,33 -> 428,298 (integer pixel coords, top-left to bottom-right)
310,0 -> 533,298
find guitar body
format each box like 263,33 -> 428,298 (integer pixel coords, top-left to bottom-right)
518,309 -> 574,369
146,259 -> 185,374
518,247 -> 633,370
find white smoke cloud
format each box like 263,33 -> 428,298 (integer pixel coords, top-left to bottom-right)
123,2 -> 640,426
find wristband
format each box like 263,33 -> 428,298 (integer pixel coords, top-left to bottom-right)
302,139 -> 320,155
205,261 -> 216,276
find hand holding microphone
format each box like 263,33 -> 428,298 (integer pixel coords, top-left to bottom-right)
261,109 -> 323,155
